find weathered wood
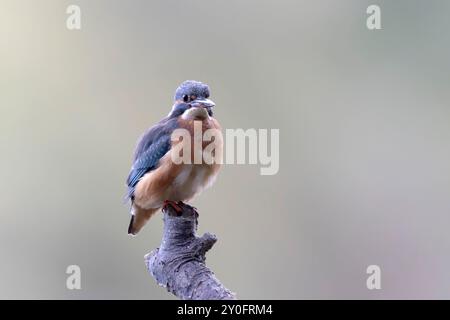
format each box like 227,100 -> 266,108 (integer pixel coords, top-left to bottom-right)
145,203 -> 236,300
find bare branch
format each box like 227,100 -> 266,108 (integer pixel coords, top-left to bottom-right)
145,203 -> 236,300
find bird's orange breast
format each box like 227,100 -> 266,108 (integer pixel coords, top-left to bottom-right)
175,116 -> 223,164
133,116 -> 223,210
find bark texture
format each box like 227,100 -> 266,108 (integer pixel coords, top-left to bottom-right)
145,203 -> 236,300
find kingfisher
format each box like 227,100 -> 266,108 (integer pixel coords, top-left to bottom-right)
125,80 -> 223,235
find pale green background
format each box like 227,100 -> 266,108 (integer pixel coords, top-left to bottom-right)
1,0 -> 449,299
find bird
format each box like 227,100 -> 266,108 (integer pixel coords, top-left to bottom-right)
125,80 -> 223,235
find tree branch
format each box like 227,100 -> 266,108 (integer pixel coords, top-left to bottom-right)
145,202 -> 236,300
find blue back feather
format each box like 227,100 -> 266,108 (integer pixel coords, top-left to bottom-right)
125,117 -> 179,200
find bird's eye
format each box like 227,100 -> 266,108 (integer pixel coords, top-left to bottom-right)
183,95 -> 189,102
205,93 -> 210,98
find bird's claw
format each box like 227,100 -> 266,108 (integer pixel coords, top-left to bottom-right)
163,200 -> 183,214
177,201 -> 198,214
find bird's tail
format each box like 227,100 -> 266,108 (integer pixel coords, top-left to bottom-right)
128,205 -> 158,236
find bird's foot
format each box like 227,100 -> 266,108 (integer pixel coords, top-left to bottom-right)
177,201 -> 198,213
163,200 -> 183,214
177,200 -> 188,207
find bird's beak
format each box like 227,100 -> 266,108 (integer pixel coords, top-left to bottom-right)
191,98 -> 215,108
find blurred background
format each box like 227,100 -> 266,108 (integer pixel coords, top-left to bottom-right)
0,0 -> 449,299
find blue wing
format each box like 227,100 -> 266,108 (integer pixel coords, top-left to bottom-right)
126,117 -> 178,200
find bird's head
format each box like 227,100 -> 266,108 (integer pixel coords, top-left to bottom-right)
169,80 -> 215,120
